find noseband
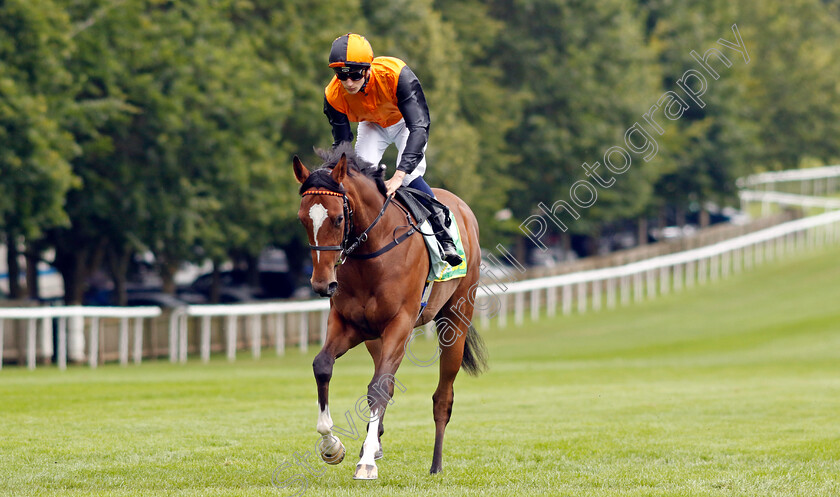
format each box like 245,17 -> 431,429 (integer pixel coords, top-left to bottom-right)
301,188 -> 396,264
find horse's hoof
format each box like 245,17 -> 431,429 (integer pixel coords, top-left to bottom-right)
353,463 -> 378,480
429,464 -> 442,475
318,436 -> 345,465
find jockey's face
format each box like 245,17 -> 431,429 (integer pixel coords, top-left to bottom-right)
338,68 -> 369,95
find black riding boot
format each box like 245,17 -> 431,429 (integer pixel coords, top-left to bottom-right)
428,203 -> 463,267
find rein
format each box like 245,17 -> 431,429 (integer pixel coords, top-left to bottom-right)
301,188 -> 415,263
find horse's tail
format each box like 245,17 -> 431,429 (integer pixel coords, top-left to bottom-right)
461,324 -> 488,376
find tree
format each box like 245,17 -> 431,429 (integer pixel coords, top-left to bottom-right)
47,0 -> 298,303
433,0 -> 522,246
641,0 -> 759,228
0,0 -> 79,299
486,0 -> 663,254
735,0 -> 840,169
222,0 -> 364,289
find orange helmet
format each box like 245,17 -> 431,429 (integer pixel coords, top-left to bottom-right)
329,33 -> 373,69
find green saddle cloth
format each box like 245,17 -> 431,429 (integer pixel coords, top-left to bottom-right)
421,214 -> 467,282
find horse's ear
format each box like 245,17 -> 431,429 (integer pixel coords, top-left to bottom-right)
331,153 -> 347,183
293,155 -> 310,184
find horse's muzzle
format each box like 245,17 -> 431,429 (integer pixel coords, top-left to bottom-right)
312,280 -> 338,298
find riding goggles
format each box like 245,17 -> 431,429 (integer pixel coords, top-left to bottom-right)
334,69 -> 366,81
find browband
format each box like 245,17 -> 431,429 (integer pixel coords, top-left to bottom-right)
302,189 -> 345,197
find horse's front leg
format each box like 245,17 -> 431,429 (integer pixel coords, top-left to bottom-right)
361,338 -> 386,459
313,309 -> 363,464
353,312 -> 413,480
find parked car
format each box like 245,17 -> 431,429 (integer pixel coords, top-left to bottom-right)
527,247 -> 578,267
479,257 -> 513,282
649,225 -> 698,242
186,268 -> 296,303
183,248 -> 297,303
82,286 -> 190,308
124,291 -> 189,308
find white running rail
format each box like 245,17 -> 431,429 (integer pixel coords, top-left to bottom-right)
489,209 -> 840,325
739,190 -> 840,211
0,306 -> 161,370
4,168 -> 840,369
168,299 -> 330,364
169,208 -> 840,359
737,165 -> 840,187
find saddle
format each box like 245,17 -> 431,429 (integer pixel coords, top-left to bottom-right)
394,187 -> 464,282
393,187 -> 449,229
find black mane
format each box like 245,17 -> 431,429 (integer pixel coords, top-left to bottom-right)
299,142 -> 387,196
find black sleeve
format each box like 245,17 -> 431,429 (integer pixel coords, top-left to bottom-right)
395,65 -> 431,175
323,97 -> 353,147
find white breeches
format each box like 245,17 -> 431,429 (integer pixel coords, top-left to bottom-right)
355,119 -> 427,186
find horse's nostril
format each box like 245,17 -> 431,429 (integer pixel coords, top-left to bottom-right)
327,282 -> 338,295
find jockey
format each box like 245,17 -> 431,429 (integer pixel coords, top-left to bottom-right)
323,33 -> 463,268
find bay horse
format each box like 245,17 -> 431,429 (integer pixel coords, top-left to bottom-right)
292,144 -> 488,479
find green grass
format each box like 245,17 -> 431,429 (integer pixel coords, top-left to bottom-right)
2,247 -> 840,496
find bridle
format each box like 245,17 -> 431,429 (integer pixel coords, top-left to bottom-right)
301,188 -> 408,265
302,189 -> 354,254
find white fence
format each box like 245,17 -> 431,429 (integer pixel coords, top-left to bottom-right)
168,299 -> 330,364
0,306 -> 161,370
4,167 -> 840,370
488,209 -> 840,327
161,208 -> 840,362
738,165 -> 840,216
739,190 -> 840,211
737,164 -> 840,188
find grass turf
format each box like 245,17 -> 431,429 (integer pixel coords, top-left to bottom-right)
1,247 -> 839,496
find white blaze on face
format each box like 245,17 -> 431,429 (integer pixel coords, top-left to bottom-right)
309,203 -> 329,262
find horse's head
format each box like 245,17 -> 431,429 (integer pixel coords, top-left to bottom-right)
293,154 -> 350,297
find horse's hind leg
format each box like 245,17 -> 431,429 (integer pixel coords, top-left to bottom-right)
429,305 -> 471,474
313,310 -> 363,462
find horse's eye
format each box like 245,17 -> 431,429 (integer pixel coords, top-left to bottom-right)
334,215 -> 344,226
